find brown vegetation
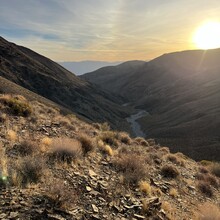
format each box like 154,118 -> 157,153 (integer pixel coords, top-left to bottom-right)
161,165 -> 180,178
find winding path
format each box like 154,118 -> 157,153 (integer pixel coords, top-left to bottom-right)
126,110 -> 149,137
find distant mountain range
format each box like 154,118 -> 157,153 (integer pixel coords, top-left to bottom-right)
59,61 -> 122,75
82,49 -> 220,161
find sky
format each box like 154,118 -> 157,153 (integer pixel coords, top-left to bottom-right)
0,0 -> 220,61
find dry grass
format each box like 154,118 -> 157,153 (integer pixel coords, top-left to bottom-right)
134,137 -> 149,146
40,137 -> 52,152
0,113 -> 7,123
169,188 -> 178,197
165,154 -> 185,166
161,201 -> 175,219
10,140 -> 37,156
6,130 -> 17,142
161,164 -> 180,178
100,122 -> 110,131
79,134 -> 95,155
11,156 -> 45,187
0,95 -> 32,117
196,173 -> 219,188
44,179 -> 76,210
49,138 -> 82,164
0,147 -> 8,187
113,153 -> 146,184
139,181 -> 151,195
118,132 -> 131,144
100,131 -> 119,148
197,181 -> 213,197
195,202 -> 220,220
98,140 -> 113,156
198,166 -> 209,174
210,163 -> 220,178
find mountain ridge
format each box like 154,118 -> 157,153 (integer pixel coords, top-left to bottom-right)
82,49 -> 220,161
0,36 -> 130,129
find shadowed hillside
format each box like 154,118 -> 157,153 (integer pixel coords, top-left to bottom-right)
82,49 -> 220,161
0,36 -> 130,129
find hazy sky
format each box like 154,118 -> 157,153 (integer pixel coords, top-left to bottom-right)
1,0 -> 220,61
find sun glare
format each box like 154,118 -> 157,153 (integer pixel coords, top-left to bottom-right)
193,22 -> 220,49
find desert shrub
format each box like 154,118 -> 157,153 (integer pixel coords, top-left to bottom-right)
100,131 -> 119,148
41,137 -> 52,147
113,154 -> 146,184
100,122 -> 110,131
44,179 -> 76,209
11,156 -> 44,187
6,130 -> 17,142
118,132 -> 131,144
101,145 -> 113,156
11,141 -> 37,156
139,181 -> 151,195
92,123 -> 101,130
200,160 -> 212,166
0,148 -> 8,187
169,188 -> 178,197
210,163 -> 220,178
161,164 -> 180,178
197,181 -> 213,197
0,113 -> 7,123
159,147 -> 170,155
196,173 -> 219,188
0,95 -> 32,117
147,139 -> 156,146
135,137 -> 149,146
165,154 -> 185,166
198,166 -> 209,174
79,134 -> 95,155
195,202 -> 220,220
49,138 -> 82,164
206,174 -> 219,188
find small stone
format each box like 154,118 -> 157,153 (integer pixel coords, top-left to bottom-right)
92,204 -> 99,213
9,211 -> 19,218
134,214 -> 145,219
0,213 -> 7,218
86,186 -> 92,192
89,169 -> 97,177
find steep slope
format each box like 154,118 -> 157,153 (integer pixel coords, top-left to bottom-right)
0,36 -> 130,128
0,93 -> 219,219
82,49 -> 220,161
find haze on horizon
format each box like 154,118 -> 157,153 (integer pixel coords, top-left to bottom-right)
1,0 -> 220,62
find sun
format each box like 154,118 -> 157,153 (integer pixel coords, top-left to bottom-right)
193,22 -> 220,49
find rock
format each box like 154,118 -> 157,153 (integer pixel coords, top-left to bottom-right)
86,186 -> 92,192
134,214 -> 145,219
47,214 -> 66,220
89,169 -> 97,177
9,211 -> 19,218
92,204 -> 99,213
0,213 -> 7,218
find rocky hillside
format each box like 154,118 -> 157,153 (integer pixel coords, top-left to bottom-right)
0,94 -> 219,219
81,49 -> 220,161
0,36 -> 130,129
